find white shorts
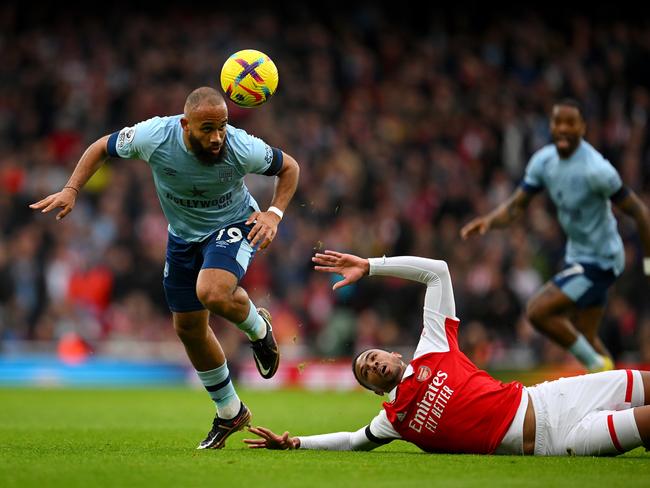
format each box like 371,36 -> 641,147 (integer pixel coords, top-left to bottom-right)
528,370 -> 645,456
495,390 -> 528,455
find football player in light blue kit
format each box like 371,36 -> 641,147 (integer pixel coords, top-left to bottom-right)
30,87 -> 300,449
461,99 -> 650,372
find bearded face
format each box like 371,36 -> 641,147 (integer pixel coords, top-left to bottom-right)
181,101 -> 229,166
187,130 -> 227,166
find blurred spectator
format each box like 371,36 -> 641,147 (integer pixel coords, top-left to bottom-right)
2,2 -> 650,370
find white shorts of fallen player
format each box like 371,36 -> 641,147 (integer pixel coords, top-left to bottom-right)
528,369 -> 645,456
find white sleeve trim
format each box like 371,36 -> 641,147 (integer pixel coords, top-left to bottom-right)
368,256 -> 387,275
368,409 -> 400,440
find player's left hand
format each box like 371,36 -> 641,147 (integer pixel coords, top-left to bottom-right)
244,426 -> 299,450
313,250 -> 369,290
245,211 -> 280,250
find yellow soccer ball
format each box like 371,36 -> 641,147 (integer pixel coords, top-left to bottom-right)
220,49 -> 279,108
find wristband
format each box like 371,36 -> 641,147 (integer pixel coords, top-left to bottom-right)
268,206 -> 284,219
644,257 -> 650,276
63,186 -> 79,194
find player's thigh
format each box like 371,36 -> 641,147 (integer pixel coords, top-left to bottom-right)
196,268 -> 240,303
565,408 -> 641,456
201,222 -> 256,280
552,262 -> 616,309
530,370 -> 645,455
526,281 -> 575,318
163,234 -> 205,313
643,371 -> 650,405
195,222 -> 256,301
546,370 -> 644,411
573,305 -> 605,338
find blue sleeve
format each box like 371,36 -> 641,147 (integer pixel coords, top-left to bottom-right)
107,117 -> 165,161
521,149 -> 546,192
588,157 -> 623,198
228,127 -> 281,175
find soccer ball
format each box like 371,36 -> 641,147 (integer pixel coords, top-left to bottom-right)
220,49 -> 279,108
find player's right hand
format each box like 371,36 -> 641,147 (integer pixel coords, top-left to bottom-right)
460,217 -> 491,240
244,426 -> 299,450
29,187 -> 78,220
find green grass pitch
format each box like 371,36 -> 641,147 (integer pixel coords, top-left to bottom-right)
1,387 -> 648,487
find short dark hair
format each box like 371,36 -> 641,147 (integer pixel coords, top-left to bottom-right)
352,349 -> 374,391
554,98 -> 585,119
184,86 -> 225,114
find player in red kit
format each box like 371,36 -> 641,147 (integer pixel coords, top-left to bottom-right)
244,251 -> 650,456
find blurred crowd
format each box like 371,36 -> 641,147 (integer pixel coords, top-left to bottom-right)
1,3 -> 650,370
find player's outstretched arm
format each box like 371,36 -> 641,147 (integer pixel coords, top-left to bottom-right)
29,135 -> 111,220
460,187 -> 533,239
614,191 -> 650,276
244,425 -> 383,451
314,251 -> 456,316
314,251 -> 451,288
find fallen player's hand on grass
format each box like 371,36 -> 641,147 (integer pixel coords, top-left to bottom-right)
244,426 -> 300,450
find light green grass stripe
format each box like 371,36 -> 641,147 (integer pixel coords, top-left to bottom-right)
0,388 -> 647,488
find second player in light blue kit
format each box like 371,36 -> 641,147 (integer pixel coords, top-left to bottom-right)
461,99 -> 650,372
31,87 -> 300,449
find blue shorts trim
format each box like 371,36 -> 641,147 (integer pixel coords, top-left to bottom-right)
163,222 -> 256,312
552,262 -> 617,308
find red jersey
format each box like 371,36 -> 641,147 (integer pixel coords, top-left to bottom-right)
383,317 -> 523,454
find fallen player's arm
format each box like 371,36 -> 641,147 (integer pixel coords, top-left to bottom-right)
244,425 -> 391,451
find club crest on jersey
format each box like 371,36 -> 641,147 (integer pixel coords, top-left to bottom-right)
218,167 -> 234,183
416,366 -> 432,382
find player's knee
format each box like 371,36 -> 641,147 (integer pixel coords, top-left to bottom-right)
196,285 -> 232,314
174,320 -> 206,341
526,300 -> 546,327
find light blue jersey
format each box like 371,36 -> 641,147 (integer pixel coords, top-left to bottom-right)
522,140 -> 625,275
107,115 -> 281,242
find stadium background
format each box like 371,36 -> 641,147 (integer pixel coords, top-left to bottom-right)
1,2 -> 650,388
